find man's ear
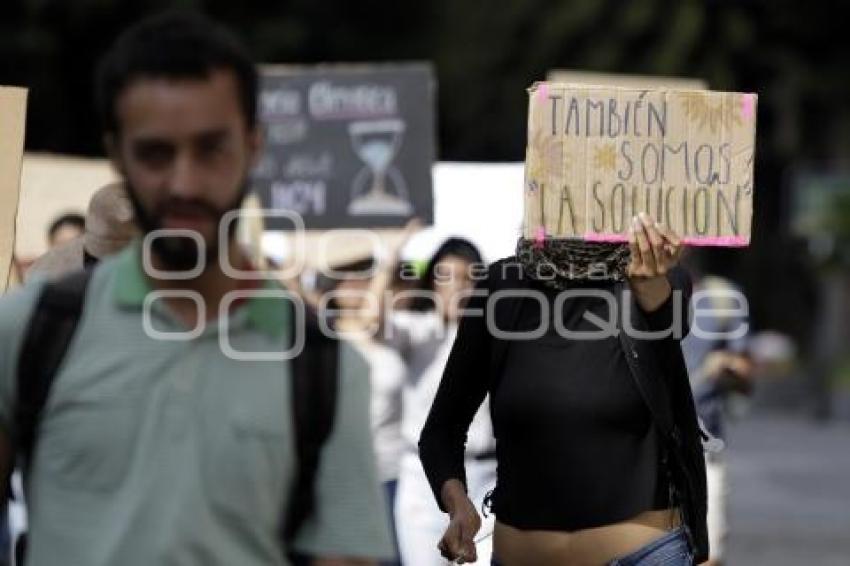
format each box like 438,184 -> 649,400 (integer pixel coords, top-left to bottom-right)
104,133 -> 126,177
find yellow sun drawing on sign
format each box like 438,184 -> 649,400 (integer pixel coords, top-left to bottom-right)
593,143 -> 617,172
527,149 -> 545,183
678,92 -> 742,133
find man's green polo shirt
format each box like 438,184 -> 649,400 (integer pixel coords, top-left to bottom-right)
0,243 -> 393,566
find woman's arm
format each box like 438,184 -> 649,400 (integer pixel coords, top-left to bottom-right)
418,272 -> 493,509
436,479 -> 482,564
418,272 -> 494,563
627,213 -> 692,338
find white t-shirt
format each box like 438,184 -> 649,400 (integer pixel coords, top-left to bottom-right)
386,310 -> 496,457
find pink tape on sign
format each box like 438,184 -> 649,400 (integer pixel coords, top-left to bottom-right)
681,235 -> 750,247
537,84 -> 549,103
584,232 -> 629,244
584,233 -> 750,247
534,226 -> 546,248
740,94 -> 755,121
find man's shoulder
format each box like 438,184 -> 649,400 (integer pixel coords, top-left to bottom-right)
0,262 -> 117,353
0,279 -> 46,336
0,280 -> 47,390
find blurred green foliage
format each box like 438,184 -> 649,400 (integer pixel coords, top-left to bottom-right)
2,0 -> 848,164
826,193 -> 850,238
1,0 -> 848,346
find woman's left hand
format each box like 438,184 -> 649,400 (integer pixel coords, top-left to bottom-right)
627,212 -> 683,280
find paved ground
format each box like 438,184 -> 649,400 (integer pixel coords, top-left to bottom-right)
724,413 -> 850,565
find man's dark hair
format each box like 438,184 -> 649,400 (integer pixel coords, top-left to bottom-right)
48,213 -> 86,240
95,11 -> 258,135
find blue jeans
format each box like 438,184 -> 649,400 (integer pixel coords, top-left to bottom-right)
608,527 -> 693,565
490,527 -> 693,566
381,480 -> 402,566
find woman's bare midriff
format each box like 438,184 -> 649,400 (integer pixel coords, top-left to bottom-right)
493,508 -> 682,566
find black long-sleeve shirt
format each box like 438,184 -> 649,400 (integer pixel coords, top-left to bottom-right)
419,264 -> 688,532
493,279 -> 669,529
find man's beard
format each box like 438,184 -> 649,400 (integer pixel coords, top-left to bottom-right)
124,181 -> 248,272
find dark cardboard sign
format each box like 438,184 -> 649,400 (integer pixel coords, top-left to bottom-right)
253,64 -> 436,230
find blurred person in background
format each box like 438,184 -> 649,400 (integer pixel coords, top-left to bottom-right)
7,213 -> 87,283
370,233 -> 497,566
321,255 -> 408,566
285,221 -> 429,566
46,213 -> 85,249
419,215 -> 709,566
27,182 -> 139,281
681,252 -> 754,566
0,12 -> 392,566
388,259 -> 425,312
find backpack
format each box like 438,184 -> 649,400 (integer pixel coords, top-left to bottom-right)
11,268 -> 338,561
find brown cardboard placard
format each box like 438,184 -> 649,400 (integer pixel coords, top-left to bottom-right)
547,69 -> 708,91
1,87 -> 27,291
524,82 -> 756,246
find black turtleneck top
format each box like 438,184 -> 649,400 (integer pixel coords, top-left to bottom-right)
424,278 -> 671,531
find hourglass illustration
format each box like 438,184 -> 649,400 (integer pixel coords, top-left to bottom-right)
347,119 -> 412,215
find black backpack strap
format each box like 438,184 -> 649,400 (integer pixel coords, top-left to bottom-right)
14,269 -> 93,476
283,302 -> 339,546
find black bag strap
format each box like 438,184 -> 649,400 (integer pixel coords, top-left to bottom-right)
14,269 -> 93,477
283,303 -> 339,545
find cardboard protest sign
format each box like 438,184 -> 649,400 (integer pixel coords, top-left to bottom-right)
253,64 -> 436,230
547,69 -> 707,90
524,82 -> 757,246
1,87 -> 27,291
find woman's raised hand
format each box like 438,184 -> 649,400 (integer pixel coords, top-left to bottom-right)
627,212 -> 683,280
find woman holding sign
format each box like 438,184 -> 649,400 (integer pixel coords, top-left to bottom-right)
419,213 -> 708,565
